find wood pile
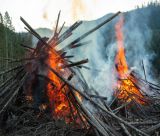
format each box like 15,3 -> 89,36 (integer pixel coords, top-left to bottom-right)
0,11 -> 160,136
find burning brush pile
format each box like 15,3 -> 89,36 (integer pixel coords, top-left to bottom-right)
0,11 -> 160,136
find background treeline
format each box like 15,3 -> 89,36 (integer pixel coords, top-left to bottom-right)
0,1 -> 160,82
136,1 -> 160,78
147,1 -> 160,80
133,1 -> 160,81
129,1 -> 160,81
0,12 -> 32,81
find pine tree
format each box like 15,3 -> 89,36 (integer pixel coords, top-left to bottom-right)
4,11 -> 15,31
0,13 -> 3,24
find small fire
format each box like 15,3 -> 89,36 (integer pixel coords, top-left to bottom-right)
114,15 -> 145,104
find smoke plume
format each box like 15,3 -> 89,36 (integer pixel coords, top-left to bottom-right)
66,7 -> 157,101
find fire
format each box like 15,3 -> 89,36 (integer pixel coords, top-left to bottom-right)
47,50 -> 70,119
115,16 -> 128,77
114,15 -> 145,104
46,46 -> 83,123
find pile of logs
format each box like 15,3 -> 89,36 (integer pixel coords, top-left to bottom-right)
0,11 -> 160,136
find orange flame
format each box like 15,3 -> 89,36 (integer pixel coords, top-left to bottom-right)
114,15 -> 145,104
115,16 -> 128,77
47,50 -> 70,119
46,45 -> 83,123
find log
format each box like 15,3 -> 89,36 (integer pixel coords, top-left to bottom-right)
0,65 -> 23,76
59,11 -> 121,52
0,73 -> 28,114
61,59 -> 88,68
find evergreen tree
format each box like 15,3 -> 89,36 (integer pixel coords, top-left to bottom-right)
4,11 -> 15,31
0,13 -> 3,24
0,11 -> 32,82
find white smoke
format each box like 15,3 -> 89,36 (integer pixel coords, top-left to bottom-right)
123,9 -> 156,83
62,15 -> 119,102
31,8 -> 157,102
63,9 -> 157,101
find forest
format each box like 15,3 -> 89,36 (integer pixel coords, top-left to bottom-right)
0,12 -> 32,82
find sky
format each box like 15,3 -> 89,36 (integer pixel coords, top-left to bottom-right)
0,0 -> 156,31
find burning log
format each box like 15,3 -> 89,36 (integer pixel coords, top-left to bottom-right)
61,59 -> 88,68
